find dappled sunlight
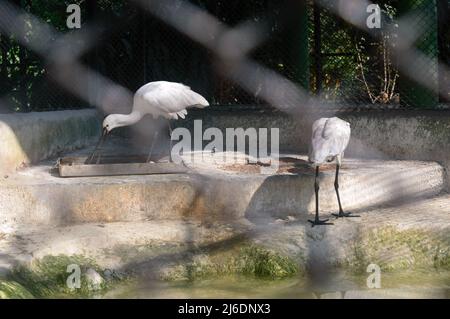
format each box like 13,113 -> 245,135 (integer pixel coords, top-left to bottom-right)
0,118 -> 30,174
0,0 -> 449,300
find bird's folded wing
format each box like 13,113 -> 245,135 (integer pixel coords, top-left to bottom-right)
322,118 -> 351,155
142,85 -> 208,114
311,117 -> 351,159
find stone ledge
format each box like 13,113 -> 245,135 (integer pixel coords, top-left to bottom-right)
1,195 -> 449,280
0,155 -> 445,227
0,109 -> 99,175
178,109 -> 450,189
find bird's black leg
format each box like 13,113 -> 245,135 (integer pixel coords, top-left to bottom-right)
167,120 -> 173,162
308,166 -> 333,227
146,130 -> 159,163
332,164 -> 360,218
87,128 -> 107,164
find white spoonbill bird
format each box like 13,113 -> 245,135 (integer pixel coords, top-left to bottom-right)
307,117 -> 359,227
88,81 -> 209,163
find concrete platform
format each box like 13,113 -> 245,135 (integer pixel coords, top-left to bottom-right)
1,195 -> 450,278
0,110 -> 99,175
0,143 -> 445,228
179,109 -> 450,188
2,110 -> 450,295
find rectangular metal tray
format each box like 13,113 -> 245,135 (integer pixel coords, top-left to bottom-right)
57,155 -> 189,177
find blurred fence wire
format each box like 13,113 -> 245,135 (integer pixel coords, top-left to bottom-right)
0,0 -> 449,114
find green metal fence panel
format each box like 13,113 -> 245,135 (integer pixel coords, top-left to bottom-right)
398,0 -> 439,108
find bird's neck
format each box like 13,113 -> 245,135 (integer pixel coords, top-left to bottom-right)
117,110 -> 143,127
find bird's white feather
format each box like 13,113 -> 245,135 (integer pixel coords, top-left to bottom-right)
103,81 -> 209,132
134,81 -> 209,119
308,117 -> 351,164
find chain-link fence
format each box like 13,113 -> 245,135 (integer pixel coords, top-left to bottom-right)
0,0 -> 86,112
0,0 -> 449,113
1,0 -> 450,297
310,0 -> 449,108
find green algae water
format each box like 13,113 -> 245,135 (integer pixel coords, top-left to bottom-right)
2,254 -> 450,298
103,271 -> 450,299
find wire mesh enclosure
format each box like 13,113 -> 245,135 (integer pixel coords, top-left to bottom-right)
0,0 -> 449,113
310,0 -> 449,108
0,0 -> 87,112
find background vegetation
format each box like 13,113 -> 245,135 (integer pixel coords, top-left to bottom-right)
0,0 -> 447,112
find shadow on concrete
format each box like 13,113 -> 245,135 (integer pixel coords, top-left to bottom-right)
241,163 -> 336,293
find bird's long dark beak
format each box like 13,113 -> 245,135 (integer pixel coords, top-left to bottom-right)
87,128 -> 109,164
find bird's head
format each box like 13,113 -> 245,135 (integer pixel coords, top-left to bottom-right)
102,114 -> 121,135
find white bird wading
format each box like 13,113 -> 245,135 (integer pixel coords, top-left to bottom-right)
307,117 -> 360,227
88,81 -> 209,163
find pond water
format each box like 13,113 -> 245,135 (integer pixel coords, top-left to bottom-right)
103,270 -> 450,299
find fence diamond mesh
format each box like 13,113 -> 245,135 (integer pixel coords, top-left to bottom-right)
0,0 -> 449,113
